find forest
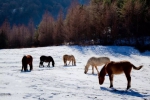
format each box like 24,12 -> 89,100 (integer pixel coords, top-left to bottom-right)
0,0 -> 150,52
0,0 -> 89,25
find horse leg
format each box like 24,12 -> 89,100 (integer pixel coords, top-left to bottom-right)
68,61 -> 71,65
24,65 -> 27,72
108,73 -> 114,88
125,73 -> 131,90
64,60 -> 67,66
39,61 -> 42,67
29,63 -> 33,71
74,60 -> 76,66
21,66 -> 24,71
47,62 -> 50,67
95,66 -> 99,75
42,62 -> 44,67
64,61 -> 66,66
92,66 -> 94,74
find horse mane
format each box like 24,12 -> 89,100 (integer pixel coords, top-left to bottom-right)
98,64 -> 107,85
85,63 -> 90,70
100,64 -> 107,77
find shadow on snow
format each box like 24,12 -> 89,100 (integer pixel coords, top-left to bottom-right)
100,87 -> 150,98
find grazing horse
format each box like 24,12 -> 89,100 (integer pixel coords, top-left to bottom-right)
22,55 -> 33,72
63,54 -> 76,66
39,55 -> 55,67
99,61 -> 143,90
84,57 -> 110,74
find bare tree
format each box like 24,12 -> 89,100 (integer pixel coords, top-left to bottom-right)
38,11 -> 55,46
53,10 -> 65,45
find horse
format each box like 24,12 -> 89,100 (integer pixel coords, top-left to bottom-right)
99,61 -> 143,90
63,54 -> 76,66
21,55 -> 33,72
39,55 -> 55,67
84,57 -> 110,74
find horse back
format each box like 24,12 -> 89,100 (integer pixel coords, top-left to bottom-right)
40,55 -> 53,62
40,55 -> 48,62
106,61 -> 132,74
88,57 -> 110,66
63,54 -> 72,60
22,55 -> 33,64
100,57 -> 110,63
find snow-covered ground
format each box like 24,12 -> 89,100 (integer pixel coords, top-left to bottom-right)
0,45 -> 150,100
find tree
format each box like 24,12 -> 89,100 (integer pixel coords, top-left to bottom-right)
0,19 -> 10,48
0,30 -> 7,48
65,1 -> 89,44
53,10 -> 65,45
28,19 -> 35,46
10,24 -> 21,47
38,11 -> 55,46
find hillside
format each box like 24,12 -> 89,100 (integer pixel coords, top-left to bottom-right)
0,0 -> 89,25
0,0 -> 149,50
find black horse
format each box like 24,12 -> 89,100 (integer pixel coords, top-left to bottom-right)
22,55 -> 33,72
39,55 -> 55,67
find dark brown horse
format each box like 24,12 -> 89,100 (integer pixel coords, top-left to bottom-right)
39,55 -> 55,67
99,61 -> 143,90
22,55 -> 33,72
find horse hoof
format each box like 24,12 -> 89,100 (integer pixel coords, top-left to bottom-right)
127,86 -> 131,90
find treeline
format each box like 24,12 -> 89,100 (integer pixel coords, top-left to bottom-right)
0,0 -> 150,51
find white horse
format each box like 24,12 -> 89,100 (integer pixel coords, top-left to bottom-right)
84,57 -> 110,74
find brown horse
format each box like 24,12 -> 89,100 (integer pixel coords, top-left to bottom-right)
63,54 -> 76,66
99,61 -> 143,90
21,55 -> 33,72
84,57 -> 110,74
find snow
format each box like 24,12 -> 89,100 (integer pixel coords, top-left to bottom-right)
0,45 -> 150,100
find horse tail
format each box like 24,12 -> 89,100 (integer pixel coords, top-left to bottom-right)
30,56 -> 33,70
73,56 -> 76,66
132,64 -> 143,70
51,57 -> 55,67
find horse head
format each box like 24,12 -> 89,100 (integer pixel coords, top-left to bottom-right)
99,65 -> 107,85
52,61 -> 55,67
39,61 -> 43,67
84,65 -> 89,74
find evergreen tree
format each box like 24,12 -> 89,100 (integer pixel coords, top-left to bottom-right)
0,30 -> 7,48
